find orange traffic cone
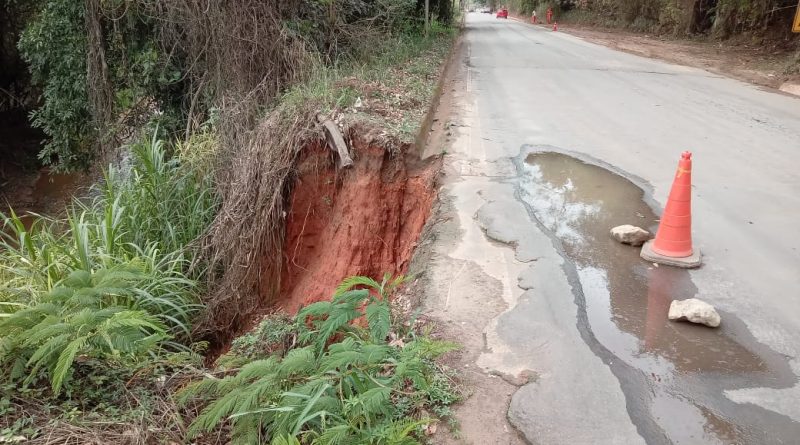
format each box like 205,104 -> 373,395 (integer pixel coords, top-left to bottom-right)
553,22 -> 558,31
640,151 -> 702,268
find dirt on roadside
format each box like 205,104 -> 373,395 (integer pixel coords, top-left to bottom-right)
275,136 -> 439,313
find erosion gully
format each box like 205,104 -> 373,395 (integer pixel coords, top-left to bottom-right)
272,137 -> 439,313
1,108 -> 442,352
517,149 -> 799,444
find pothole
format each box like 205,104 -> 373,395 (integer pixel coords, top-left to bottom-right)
518,150 -> 799,444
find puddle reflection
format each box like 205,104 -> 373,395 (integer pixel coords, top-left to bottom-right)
519,151 -> 798,443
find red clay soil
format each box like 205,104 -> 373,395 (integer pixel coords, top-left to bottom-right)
274,137 -> 438,313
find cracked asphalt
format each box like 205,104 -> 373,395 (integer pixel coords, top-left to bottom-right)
421,12 -> 800,445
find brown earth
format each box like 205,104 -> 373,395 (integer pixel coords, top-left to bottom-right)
274,137 -> 440,312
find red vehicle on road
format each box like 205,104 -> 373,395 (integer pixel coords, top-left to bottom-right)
496,8 -> 508,19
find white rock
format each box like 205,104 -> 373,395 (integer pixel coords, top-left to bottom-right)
668,298 -> 721,328
779,82 -> 800,97
610,224 -> 650,246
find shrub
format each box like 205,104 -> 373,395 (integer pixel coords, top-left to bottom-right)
0,266 -> 170,394
0,131 -> 218,393
180,275 -> 460,445
17,0 -> 92,170
228,313 -> 298,361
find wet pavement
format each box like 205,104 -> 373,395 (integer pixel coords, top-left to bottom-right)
517,150 -> 799,444
422,12 -> 800,445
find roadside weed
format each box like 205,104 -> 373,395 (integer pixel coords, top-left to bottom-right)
0,131 -> 217,393
180,275 -> 461,445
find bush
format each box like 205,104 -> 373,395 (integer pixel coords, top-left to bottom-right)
180,275 -> 461,445
18,0 -> 92,170
0,266 -> 171,394
227,313 -> 298,361
0,131 -> 218,393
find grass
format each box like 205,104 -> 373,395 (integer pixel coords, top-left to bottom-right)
0,16 -> 461,444
199,19 -> 458,340
279,22 -> 457,143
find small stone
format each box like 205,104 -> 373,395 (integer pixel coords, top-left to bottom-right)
424,423 -> 437,436
668,298 -> 721,328
610,224 -> 650,246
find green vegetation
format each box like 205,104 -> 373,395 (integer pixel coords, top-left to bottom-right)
181,275 -> 460,445
0,132 -> 218,394
0,1 -> 461,443
283,21 -> 456,141
17,0 -> 178,171
507,0 -> 800,38
0,272 -> 461,443
17,0 -> 91,169
5,0 -> 459,172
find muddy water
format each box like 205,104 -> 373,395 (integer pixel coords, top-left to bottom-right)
1,169 -> 83,235
517,151 -> 799,444
28,170 -> 82,211
0,110 -> 83,232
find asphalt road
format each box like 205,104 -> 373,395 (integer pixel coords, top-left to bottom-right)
430,12 -> 800,444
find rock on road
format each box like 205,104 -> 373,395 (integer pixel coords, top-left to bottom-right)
421,12 -> 800,445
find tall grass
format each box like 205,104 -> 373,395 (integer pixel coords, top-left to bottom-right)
280,22 -> 456,117
0,131 -> 219,392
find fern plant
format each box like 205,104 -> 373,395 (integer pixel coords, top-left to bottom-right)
0,131 -> 216,394
299,273 -> 407,351
0,265 -> 179,394
180,275 -> 459,445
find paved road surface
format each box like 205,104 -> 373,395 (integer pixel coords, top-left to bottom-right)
426,12 -> 800,444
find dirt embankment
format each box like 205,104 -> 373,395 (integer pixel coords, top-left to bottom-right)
271,136 -> 439,312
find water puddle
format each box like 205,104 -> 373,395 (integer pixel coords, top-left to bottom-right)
29,169 -> 81,211
517,150 -> 799,444
1,109 -> 83,229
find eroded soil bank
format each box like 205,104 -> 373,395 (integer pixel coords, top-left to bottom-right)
273,136 -> 439,313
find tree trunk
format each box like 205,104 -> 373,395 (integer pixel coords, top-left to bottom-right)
85,0 -> 114,153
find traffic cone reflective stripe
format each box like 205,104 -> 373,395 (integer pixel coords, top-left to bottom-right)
651,151 -> 694,257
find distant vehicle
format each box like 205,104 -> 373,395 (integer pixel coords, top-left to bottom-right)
481,7 -> 493,13
469,7 -> 475,12
496,8 -> 508,18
